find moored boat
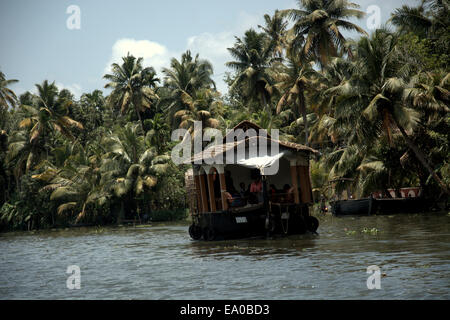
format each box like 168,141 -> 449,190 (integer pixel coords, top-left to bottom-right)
330,196 -> 433,216
330,198 -> 374,216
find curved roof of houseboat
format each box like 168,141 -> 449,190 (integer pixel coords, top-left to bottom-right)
186,121 -> 318,164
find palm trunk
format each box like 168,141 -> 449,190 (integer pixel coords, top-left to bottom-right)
135,105 -> 145,132
299,91 -> 308,146
261,93 -> 269,114
302,110 -> 308,146
393,117 -> 449,195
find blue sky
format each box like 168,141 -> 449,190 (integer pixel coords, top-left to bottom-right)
0,0 -> 419,98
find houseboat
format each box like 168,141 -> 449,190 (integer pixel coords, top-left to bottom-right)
185,121 -> 319,241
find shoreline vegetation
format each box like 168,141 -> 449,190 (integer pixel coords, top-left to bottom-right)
1,0 -> 449,232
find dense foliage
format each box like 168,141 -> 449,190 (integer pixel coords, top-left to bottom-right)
1,0 -> 448,231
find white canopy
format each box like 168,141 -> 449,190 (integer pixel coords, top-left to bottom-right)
236,152 -> 285,176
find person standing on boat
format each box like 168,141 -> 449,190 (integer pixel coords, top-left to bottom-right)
250,176 -> 263,203
269,184 -> 278,202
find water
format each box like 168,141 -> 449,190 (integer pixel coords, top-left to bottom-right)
0,213 -> 449,300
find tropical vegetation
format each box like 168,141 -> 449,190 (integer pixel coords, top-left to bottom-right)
1,0 -> 448,231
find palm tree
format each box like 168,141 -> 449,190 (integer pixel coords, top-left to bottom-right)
390,0 -> 449,38
404,70 -> 450,116
18,80 -> 83,145
325,144 -> 363,198
104,54 -> 160,130
80,90 -> 105,111
226,29 -> 276,113
76,90 -> 105,134
174,88 -> 221,145
9,81 -> 83,176
5,130 -> 34,191
0,71 -> 18,111
258,10 -> 288,58
273,55 -> 319,145
280,0 -> 367,67
101,123 -> 170,221
308,57 -> 354,146
356,156 -> 389,197
0,129 -> 8,204
390,4 -> 433,38
32,142 -> 108,223
162,50 -> 216,130
335,29 -> 449,194
145,113 -> 171,154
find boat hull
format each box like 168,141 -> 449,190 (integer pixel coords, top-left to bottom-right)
330,197 -> 432,216
330,198 -> 374,216
189,203 -> 317,241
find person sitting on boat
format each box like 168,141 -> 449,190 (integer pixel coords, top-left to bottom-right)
239,182 -> 247,197
269,184 -> 279,202
224,191 -> 234,206
282,184 -> 295,203
225,189 -> 245,208
250,176 -> 263,203
238,182 -> 248,205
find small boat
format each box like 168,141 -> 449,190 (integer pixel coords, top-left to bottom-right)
330,198 -> 375,216
185,121 -> 319,241
373,197 -> 432,215
330,196 -> 432,216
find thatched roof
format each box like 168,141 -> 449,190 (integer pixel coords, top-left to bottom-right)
186,121 -> 318,164
222,120 -> 272,142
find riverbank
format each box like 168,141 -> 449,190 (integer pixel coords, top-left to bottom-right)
0,207 -> 190,234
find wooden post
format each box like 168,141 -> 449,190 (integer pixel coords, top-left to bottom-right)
305,166 -> 313,202
290,163 -> 300,204
207,173 -> 217,212
219,172 -> 228,211
199,174 -> 209,213
194,175 -> 202,213
298,165 -> 312,203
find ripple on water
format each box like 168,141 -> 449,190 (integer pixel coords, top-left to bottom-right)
0,214 -> 449,299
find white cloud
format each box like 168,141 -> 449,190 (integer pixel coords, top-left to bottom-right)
185,11 -> 263,94
104,11 -> 265,95
186,31 -> 235,94
104,38 -> 175,75
186,31 -> 235,62
56,82 -> 83,99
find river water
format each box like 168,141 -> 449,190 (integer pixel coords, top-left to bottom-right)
0,212 -> 449,300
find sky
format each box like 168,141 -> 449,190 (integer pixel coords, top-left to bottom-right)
0,0 -> 420,99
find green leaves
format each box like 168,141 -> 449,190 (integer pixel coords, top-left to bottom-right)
282,0 -> 366,67
226,29 -> 274,110
104,53 -> 160,129
0,71 -> 19,111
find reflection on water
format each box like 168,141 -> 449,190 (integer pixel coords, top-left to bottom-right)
189,233 -> 318,258
0,213 -> 449,299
